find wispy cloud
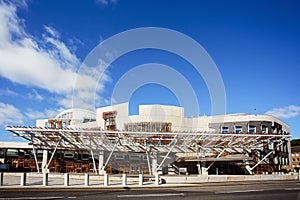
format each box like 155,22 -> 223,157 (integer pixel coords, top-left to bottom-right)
25,107 -> 64,120
96,0 -> 117,6
26,89 -> 43,101
0,88 -> 18,97
0,2 -> 111,112
0,102 -> 24,127
265,105 -> 300,119
44,25 -> 60,38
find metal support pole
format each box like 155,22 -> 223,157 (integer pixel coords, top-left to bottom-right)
45,138 -> 61,171
85,174 -> 89,186
139,174 -> 143,186
90,150 -> 97,174
152,152 -> 158,175
206,148 -> 226,171
104,174 -> 109,186
146,151 -> 152,176
64,173 -> 69,186
42,150 -> 49,173
250,151 -> 273,171
0,172 -> 3,186
155,173 -> 160,185
157,138 -> 178,171
101,142 -> 118,171
31,138 -> 40,173
98,151 -> 104,174
20,173 -> 26,186
43,173 -> 48,186
122,173 -> 127,186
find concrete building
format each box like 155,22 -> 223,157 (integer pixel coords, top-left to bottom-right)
291,146 -> 300,171
3,103 -> 291,175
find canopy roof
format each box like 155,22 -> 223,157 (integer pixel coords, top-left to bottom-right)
6,126 -> 290,156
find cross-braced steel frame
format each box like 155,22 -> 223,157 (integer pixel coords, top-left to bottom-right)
6,126 -> 291,174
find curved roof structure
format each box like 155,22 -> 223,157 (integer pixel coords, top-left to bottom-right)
55,108 -> 96,123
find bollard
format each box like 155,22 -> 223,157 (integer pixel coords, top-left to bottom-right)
20,173 -> 26,186
64,173 -> 69,186
43,173 -> 48,186
0,172 -> 3,186
155,173 -> 159,186
85,174 -> 89,186
139,174 -> 143,186
104,174 -> 109,186
122,173 -> 127,187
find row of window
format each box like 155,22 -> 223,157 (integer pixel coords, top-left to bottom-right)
221,125 -> 268,134
125,122 -> 172,132
293,158 -> 300,162
115,154 -> 148,161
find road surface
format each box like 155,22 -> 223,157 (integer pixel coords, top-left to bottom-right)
0,180 -> 299,200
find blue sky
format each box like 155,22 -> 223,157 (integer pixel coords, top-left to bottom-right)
0,0 -> 299,141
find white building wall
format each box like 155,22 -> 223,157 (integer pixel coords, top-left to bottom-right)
95,103 -> 290,133
36,119 -> 48,127
96,102 -> 130,130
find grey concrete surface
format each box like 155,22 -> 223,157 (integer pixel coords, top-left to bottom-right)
0,180 -> 300,200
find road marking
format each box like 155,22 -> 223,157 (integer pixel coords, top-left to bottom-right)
285,188 -> 300,191
67,197 -> 77,199
215,189 -> 264,194
0,197 -> 64,200
117,193 -> 184,198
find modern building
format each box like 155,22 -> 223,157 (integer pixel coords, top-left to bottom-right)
291,146 -> 300,171
3,103 -> 291,175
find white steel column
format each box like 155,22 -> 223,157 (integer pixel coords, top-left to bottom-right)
31,136 -> 40,173
101,142 -> 118,171
42,150 -> 49,173
146,151 -> 152,176
98,151 -> 105,174
157,138 -> 178,171
206,148 -> 226,171
90,150 -> 97,174
152,152 -> 157,175
45,139 -> 61,172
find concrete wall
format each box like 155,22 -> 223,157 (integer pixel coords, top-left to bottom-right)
161,174 -> 298,184
95,103 -> 290,133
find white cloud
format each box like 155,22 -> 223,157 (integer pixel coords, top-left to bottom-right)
44,25 -> 60,38
0,87 -> 18,96
0,2 -> 78,94
26,89 -> 43,101
0,2 -> 111,111
265,105 -> 300,119
25,107 -> 64,120
0,102 -> 24,126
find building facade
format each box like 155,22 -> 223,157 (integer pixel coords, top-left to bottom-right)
2,103 -> 291,175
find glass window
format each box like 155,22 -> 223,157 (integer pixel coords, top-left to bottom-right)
248,125 -> 256,133
261,125 -> 268,133
7,149 -> 18,156
129,155 -> 141,160
221,126 -> 229,134
115,154 -> 124,160
235,126 -> 242,134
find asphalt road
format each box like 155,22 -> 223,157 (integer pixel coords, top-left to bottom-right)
0,180 -> 300,200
